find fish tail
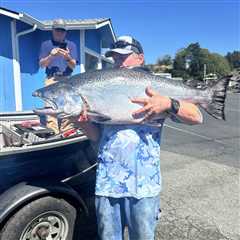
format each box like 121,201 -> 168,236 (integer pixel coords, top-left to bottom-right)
201,75 -> 232,120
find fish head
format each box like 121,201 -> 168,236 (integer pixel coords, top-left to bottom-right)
32,82 -> 84,118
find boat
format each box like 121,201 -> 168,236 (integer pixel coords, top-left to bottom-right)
0,111 -> 98,240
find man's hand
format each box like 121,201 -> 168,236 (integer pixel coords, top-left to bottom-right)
132,86 -> 203,125
39,48 -> 59,68
67,105 -> 89,125
77,105 -> 89,123
57,48 -> 72,61
67,106 -> 100,141
50,48 -> 71,61
50,48 -> 60,56
131,86 -> 171,122
57,47 -> 76,69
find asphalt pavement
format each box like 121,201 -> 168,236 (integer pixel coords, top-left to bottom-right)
155,92 -> 240,240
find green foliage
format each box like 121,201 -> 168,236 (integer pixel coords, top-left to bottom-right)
225,51 -> 240,69
208,53 -> 231,76
149,43 -> 235,82
171,42 -> 231,81
157,54 -> 172,66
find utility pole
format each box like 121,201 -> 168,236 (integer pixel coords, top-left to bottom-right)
185,57 -> 191,70
203,64 -> 207,84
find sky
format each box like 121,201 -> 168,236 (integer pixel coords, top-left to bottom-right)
0,0 -> 239,64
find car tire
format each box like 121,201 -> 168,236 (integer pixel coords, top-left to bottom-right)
0,196 -> 77,240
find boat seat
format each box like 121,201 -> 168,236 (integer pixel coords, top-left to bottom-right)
14,124 -> 55,139
0,124 -> 30,147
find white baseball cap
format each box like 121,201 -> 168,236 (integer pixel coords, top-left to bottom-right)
105,35 -> 144,57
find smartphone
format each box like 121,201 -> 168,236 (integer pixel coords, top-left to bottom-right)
59,42 -> 67,50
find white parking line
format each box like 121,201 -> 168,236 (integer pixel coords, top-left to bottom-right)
165,124 -> 224,144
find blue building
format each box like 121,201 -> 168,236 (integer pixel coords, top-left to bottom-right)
0,7 -> 116,112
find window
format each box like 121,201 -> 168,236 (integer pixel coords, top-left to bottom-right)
102,60 -> 113,69
85,53 -> 98,71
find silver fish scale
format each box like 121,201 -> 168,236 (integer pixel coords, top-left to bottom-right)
68,69 -> 209,122
35,68 -> 213,123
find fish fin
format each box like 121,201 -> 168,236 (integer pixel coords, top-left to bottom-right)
200,75 -> 231,120
87,110 -> 112,122
228,72 -> 240,92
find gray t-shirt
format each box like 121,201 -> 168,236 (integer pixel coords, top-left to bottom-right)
39,39 -> 78,72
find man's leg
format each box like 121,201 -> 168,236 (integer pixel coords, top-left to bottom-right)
95,196 -> 125,240
44,77 -> 60,134
125,195 -> 161,240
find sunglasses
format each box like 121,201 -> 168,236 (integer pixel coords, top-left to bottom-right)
111,41 -> 140,54
111,52 -> 132,59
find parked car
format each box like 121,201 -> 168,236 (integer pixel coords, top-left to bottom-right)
184,79 -> 207,89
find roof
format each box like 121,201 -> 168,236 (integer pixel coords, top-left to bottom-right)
0,7 -> 116,38
0,6 -> 19,15
42,18 -> 109,27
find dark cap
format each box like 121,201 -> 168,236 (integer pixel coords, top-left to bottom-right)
52,19 -> 67,31
105,35 -> 144,57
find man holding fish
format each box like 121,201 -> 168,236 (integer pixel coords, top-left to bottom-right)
76,36 -> 203,240
33,34 -> 230,239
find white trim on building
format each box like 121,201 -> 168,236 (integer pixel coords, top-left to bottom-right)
11,20 -> 22,111
101,56 -> 114,64
96,20 -> 116,42
84,47 -> 99,58
80,30 -> 86,73
10,21 -> 37,111
0,8 -> 19,20
84,47 -> 114,69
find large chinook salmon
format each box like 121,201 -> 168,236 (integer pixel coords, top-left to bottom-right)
33,68 -> 231,125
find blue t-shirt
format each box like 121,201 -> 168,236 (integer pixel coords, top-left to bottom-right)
39,39 -> 78,73
95,121 -> 164,199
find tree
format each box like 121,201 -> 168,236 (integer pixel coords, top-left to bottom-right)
172,42 -> 231,81
157,54 -> 172,66
208,53 -> 231,76
172,49 -> 191,79
225,51 -> 240,69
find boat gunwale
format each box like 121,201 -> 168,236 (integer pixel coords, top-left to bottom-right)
0,135 -> 88,157
0,112 -> 88,157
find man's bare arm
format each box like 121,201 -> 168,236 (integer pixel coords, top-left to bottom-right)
39,48 -> 60,68
58,48 -> 76,69
67,59 -> 76,69
131,86 -> 202,125
76,121 -> 100,142
39,54 -> 53,68
174,100 -> 203,124
70,113 -> 100,142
